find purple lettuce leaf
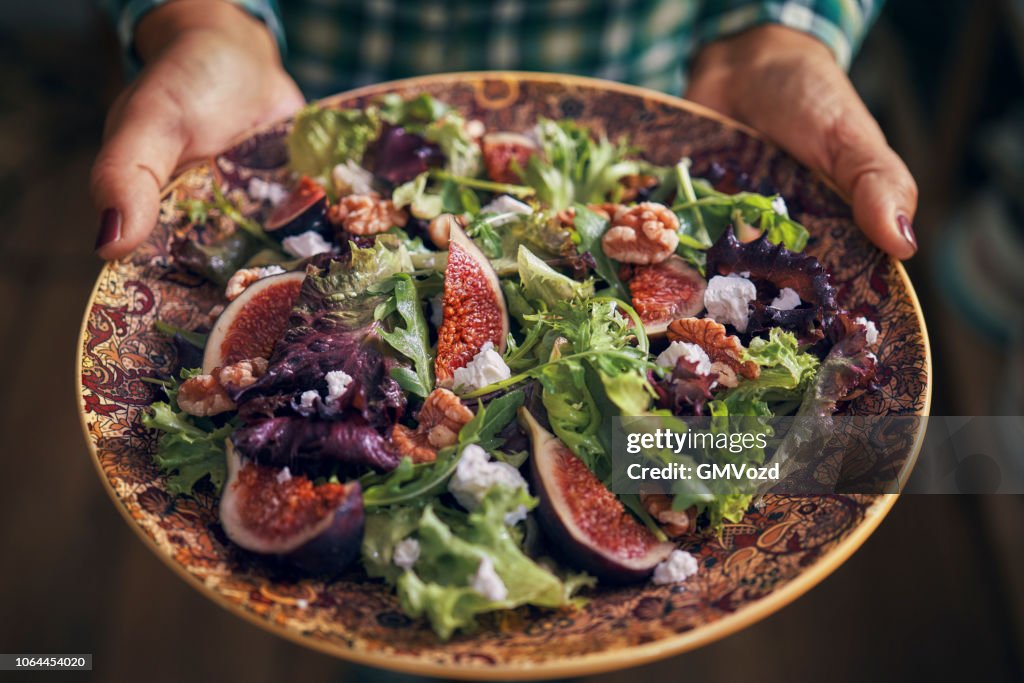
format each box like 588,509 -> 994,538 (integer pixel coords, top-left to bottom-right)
706,227 -> 838,342
652,359 -> 720,417
363,124 -> 444,185
231,415 -> 399,473
796,314 -> 878,417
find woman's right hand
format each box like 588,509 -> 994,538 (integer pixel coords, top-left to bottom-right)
91,0 -> 305,259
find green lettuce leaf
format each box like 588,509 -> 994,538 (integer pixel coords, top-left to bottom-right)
424,112 -> 482,178
142,368 -> 236,496
516,245 -> 593,308
722,328 -> 819,409
287,103 -> 380,182
392,172 -> 444,220
394,485 -> 589,639
571,204 -> 628,300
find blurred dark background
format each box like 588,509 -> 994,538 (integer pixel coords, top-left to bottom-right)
0,0 -> 1021,681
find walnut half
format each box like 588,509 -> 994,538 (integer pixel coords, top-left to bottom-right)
640,491 -> 697,537
176,358 -> 268,417
328,193 -> 408,236
601,202 -> 679,264
391,388 -> 475,463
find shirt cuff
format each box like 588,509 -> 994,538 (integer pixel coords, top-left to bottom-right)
109,0 -> 287,73
694,1 -> 880,71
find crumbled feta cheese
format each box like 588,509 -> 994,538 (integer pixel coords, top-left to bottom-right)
448,444 -> 528,512
296,599 -> 309,609
652,549 -> 700,585
324,370 -> 353,403
771,195 -> 789,217
465,119 -> 486,139
656,341 -> 712,375
275,467 -> 292,484
282,230 -> 332,259
704,274 -> 757,332
482,195 -> 533,217
331,159 -> 375,195
248,177 -> 289,206
770,287 -> 801,311
452,342 -> 511,392
855,316 -> 880,344
393,538 -> 421,570
470,556 -> 508,602
295,390 -> 319,417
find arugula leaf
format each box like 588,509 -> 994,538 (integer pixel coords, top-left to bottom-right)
153,320 -> 208,349
571,204 -> 628,300
287,103 -> 380,182
374,273 -> 434,398
359,391 -> 525,507
457,390 -> 525,452
142,368 -> 235,496
673,177 -> 810,252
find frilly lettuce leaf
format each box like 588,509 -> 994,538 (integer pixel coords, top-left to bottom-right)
287,103 -> 380,182
424,112 -> 482,178
717,328 -> 819,413
523,118 -> 640,211
142,368 -> 236,496
388,485 -> 590,639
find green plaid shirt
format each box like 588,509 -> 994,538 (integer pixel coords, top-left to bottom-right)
104,0 -> 880,97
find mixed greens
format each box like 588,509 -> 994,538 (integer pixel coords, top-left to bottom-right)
146,93 -> 880,638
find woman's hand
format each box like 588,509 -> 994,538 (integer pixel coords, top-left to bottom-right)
91,0 -> 305,259
686,25 -> 918,259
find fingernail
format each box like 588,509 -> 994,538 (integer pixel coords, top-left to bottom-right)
95,208 -> 122,251
897,214 -> 917,252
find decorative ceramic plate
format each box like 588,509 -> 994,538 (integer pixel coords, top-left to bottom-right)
77,72 -> 931,680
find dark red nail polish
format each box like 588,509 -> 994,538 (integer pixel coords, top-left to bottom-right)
96,208 -> 122,250
897,214 -> 917,252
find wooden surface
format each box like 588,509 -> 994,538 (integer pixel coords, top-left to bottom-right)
0,19 -> 1021,683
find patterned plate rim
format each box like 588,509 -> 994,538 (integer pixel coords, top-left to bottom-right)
76,71 -> 933,680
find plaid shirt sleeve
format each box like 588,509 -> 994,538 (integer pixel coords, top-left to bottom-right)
97,0 -> 287,72
695,0 -> 883,70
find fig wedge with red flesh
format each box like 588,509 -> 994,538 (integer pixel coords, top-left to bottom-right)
203,271 -> 305,373
519,408 -> 674,583
434,223 -> 509,387
265,175 -> 328,238
628,255 -> 707,336
481,132 -> 537,184
220,442 -> 364,574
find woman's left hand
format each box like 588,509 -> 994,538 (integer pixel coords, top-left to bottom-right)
686,25 -> 918,259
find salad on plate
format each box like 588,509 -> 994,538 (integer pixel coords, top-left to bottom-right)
145,93 -> 881,639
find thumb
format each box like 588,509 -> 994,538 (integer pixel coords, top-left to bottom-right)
90,81 -> 188,259
814,100 -> 919,259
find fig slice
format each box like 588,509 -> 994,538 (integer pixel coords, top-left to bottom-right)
481,131 -> 537,184
434,223 -> 509,387
220,442 -> 364,574
519,408 -> 674,583
265,175 -> 329,237
628,255 -> 707,336
203,271 -> 305,373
